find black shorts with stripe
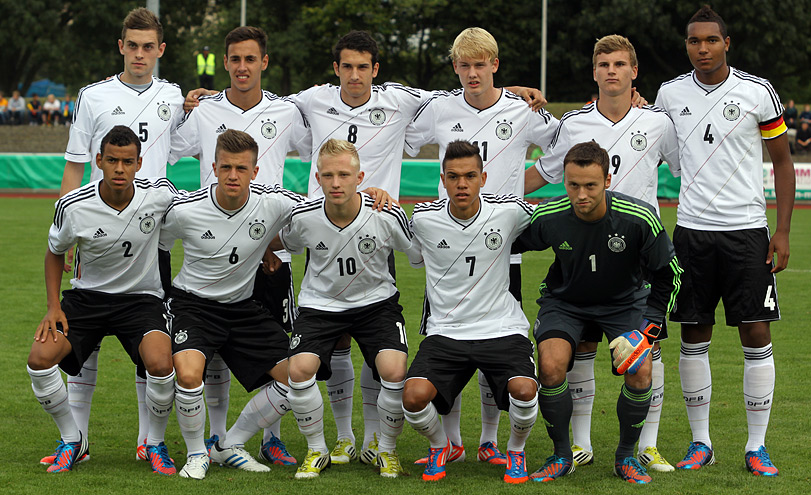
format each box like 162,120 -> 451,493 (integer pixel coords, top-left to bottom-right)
251,262 -> 297,332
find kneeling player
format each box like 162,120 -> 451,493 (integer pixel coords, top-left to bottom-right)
274,139 -> 412,479
516,142 -> 682,484
27,126 -> 178,474
402,140 -> 538,484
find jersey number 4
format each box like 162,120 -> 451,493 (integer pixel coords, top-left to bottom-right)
703,124 -> 714,144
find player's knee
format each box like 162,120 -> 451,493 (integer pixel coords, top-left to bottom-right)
538,359 -> 567,386
175,367 -> 204,389
144,358 -> 174,378
27,351 -> 57,371
508,378 -> 538,402
625,358 -> 652,389
402,382 -> 432,412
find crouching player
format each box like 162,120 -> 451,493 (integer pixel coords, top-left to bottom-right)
160,130 -> 303,479
516,141 -> 682,484
402,140 -> 539,483
27,126 -> 178,474
271,139 -> 412,479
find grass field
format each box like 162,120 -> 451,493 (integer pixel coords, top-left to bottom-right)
1,197 -> 809,494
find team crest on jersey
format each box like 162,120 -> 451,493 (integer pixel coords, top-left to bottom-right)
495,120 -> 513,140
157,101 -> 171,121
174,329 -> 188,345
249,219 -> 266,240
484,229 -> 503,250
139,214 -> 156,234
369,108 -> 386,125
630,131 -> 647,151
723,102 -> 741,121
261,119 -> 277,139
358,234 -> 377,254
607,233 -> 626,253
290,334 -> 301,349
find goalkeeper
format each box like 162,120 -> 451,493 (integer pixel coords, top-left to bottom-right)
514,141 -> 682,485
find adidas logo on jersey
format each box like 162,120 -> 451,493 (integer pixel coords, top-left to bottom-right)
437,239 -> 450,249
451,123 -> 464,132
558,241 -> 572,251
93,228 -> 107,239
679,107 -> 691,116
201,230 -> 215,239
315,241 -> 328,250
111,106 -> 125,116
215,124 -> 227,134
327,107 -> 339,116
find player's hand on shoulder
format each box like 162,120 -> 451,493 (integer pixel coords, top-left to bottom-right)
35,307 -> 68,343
767,230 -> 790,273
184,88 -> 217,112
363,187 -> 398,211
609,320 -> 659,374
631,87 -> 648,108
512,86 -> 547,111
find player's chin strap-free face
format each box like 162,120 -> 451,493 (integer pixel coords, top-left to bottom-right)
609,319 -> 661,375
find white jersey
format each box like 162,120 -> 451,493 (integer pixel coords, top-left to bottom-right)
291,83 -> 432,200
49,178 -> 178,298
169,90 -> 311,188
160,183 -> 304,303
280,192 -> 413,312
534,102 -> 680,213
655,67 -> 787,230
65,75 -> 184,181
405,89 -> 558,197
409,193 -> 533,340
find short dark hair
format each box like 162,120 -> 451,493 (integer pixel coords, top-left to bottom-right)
333,31 -> 379,66
122,7 -> 163,44
100,125 -> 141,157
225,26 -> 267,57
442,140 -> 483,172
563,141 -> 609,177
215,129 -> 258,165
686,5 -> 727,39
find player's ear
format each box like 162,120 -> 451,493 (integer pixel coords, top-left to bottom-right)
605,172 -> 612,189
157,42 -> 166,59
631,65 -> 639,81
315,171 -> 321,186
136,157 -> 143,173
251,165 -> 258,180
481,171 -> 487,186
261,54 -> 269,71
724,36 -> 730,53
333,61 -> 340,78
357,170 -> 364,185
440,172 -> 446,188
95,153 -> 103,170
372,62 -> 379,78
118,39 -> 125,56
212,162 -> 218,177
491,58 -> 499,73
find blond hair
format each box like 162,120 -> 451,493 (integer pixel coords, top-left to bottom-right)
316,139 -> 360,171
592,34 -> 637,67
450,27 -> 498,63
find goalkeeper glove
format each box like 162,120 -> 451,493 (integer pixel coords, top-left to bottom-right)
609,319 -> 661,374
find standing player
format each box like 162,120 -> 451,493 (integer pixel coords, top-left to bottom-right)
654,6 -> 794,476
160,130 -> 302,480
41,7 -> 185,466
517,141 -> 682,484
276,139 -> 412,479
403,140 -> 539,484
27,126 -> 178,475
524,34 -> 680,472
403,27 -> 557,466
170,25 -> 310,465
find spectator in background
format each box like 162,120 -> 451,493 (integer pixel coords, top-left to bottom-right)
800,104 -> 811,125
27,94 -> 42,125
197,45 -> 215,89
796,121 -> 811,154
62,95 -> 74,125
0,91 -> 8,125
784,100 -> 798,129
42,94 -> 62,126
8,90 -> 25,125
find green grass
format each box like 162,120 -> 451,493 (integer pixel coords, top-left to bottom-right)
1,198 -> 810,493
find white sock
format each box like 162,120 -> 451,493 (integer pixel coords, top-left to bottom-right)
680,340 -> 712,447
360,362 -> 380,449
262,421 -> 281,444
204,353 -> 230,440
443,393 -> 463,445
327,348 -> 355,442
145,370 -> 175,446
29,365 -> 80,442
743,344 -> 775,452
289,376 -> 328,452
225,381 -> 291,447
376,379 -> 404,453
568,351 -> 595,451
67,346 -> 98,437
404,402 -> 448,449
135,372 -> 149,446
638,349 -> 663,452
506,392 -> 538,452
175,384 -> 206,456
478,370 -> 500,445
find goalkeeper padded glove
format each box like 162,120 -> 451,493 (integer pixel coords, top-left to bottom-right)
609,319 -> 661,374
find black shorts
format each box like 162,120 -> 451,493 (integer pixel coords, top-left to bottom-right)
165,289 -> 289,392
406,334 -> 537,415
580,309 -> 669,343
56,289 -> 168,376
290,294 -> 407,381
251,262 -> 297,332
670,226 -> 780,326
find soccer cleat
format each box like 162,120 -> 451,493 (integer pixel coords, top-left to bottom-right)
179,453 -> 210,480
40,443 -> 89,466
209,443 -> 270,472
638,446 -> 674,472
46,434 -> 89,473
377,450 -> 405,478
259,433 -> 296,465
147,442 -> 177,475
478,441 -> 508,465
136,441 -> 147,460
330,437 -> 357,464
295,449 -> 331,479
572,445 -> 594,466
745,446 -> 779,476
414,441 -> 465,465
504,450 -> 528,484
204,435 -> 219,456
615,456 -> 652,484
359,433 -> 380,466
421,442 -> 450,481
676,442 -> 715,470
530,455 -> 575,482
